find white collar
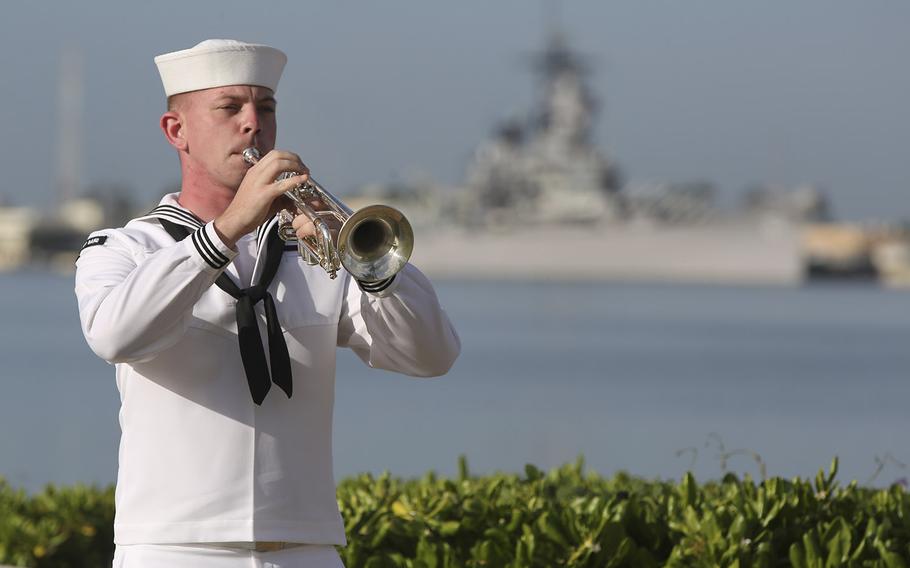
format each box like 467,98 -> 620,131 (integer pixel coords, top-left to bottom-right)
139,193 -> 278,250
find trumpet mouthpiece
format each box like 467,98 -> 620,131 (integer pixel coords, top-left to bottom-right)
241,147 -> 261,165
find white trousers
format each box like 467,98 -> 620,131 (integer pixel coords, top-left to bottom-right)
112,543 -> 345,568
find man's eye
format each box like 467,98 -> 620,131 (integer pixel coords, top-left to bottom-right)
259,107 -> 276,114
219,105 -> 240,111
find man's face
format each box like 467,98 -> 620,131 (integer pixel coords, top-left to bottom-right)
176,85 -> 278,190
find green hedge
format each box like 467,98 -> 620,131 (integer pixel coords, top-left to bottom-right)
2,458 -> 909,567
0,480 -> 113,567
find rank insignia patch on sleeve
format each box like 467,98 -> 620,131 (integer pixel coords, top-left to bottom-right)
80,235 -> 108,250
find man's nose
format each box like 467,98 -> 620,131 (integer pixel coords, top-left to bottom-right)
241,106 -> 260,135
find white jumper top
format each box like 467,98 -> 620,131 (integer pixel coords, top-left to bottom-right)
74,194 -> 460,546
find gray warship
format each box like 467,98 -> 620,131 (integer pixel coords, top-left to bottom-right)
352,30 -> 820,285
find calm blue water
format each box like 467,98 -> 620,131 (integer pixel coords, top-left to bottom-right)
1,271 -> 908,492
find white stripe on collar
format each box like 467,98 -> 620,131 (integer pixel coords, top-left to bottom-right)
134,195 -> 204,230
145,205 -> 205,229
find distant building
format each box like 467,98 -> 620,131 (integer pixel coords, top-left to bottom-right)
0,207 -> 38,270
29,190 -> 138,269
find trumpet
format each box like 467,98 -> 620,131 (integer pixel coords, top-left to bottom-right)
242,147 -> 413,281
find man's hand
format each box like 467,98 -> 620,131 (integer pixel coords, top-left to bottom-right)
289,193 -> 342,244
214,150 -> 310,249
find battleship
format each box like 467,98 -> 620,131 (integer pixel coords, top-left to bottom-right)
354,31 -> 824,286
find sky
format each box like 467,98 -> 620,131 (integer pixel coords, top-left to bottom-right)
1,1 -> 908,220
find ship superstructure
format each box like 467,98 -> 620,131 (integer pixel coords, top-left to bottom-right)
401,31 -> 810,284
463,31 -> 621,226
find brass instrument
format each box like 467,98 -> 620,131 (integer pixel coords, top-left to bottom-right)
242,147 -> 413,281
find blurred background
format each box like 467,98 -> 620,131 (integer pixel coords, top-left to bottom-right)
1,1 -> 909,492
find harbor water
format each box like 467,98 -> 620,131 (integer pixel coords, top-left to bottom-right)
1,270 -> 908,493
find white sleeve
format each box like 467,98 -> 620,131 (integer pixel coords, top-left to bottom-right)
337,264 -> 461,377
74,222 -> 237,364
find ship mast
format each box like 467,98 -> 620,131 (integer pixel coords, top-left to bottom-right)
56,45 -> 84,207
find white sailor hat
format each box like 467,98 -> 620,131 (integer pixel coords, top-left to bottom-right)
154,39 -> 287,97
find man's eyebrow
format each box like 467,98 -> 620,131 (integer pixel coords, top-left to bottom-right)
212,94 -> 276,104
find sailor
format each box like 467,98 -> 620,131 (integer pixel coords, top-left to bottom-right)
74,39 -> 460,567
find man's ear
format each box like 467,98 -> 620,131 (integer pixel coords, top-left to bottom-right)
160,111 -> 188,151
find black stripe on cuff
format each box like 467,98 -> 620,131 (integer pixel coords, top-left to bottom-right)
357,276 -> 396,294
191,227 -> 229,269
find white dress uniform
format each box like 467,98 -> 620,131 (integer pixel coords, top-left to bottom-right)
74,195 -> 460,565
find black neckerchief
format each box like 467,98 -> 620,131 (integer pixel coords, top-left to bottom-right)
159,218 -> 292,405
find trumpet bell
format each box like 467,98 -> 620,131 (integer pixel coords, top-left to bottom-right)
241,146 -> 414,280
338,204 -> 414,282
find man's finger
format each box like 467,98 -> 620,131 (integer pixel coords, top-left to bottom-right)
260,151 -> 308,176
274,174 -> 310,196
